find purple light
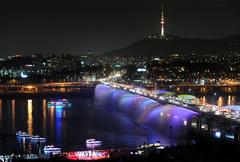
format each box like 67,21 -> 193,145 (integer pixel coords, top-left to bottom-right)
95,84 -> 113,105
95,84 -> 198,129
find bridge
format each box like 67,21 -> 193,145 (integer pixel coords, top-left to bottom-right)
103,82 -> 240,124
0,81 -> 98,94
169,84 -> 240,94
101,82 -> 240,142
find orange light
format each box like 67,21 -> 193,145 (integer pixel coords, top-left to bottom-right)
26,86 -> 33,89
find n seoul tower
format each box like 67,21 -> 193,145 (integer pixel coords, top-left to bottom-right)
160,0 -> 165,39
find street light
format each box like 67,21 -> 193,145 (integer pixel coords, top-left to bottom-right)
169,125 -> 173,147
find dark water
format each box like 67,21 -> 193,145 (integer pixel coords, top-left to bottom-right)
0,97 -> 149,153
198,95 -> 240,107
0,96 -> 193,154
0,90 -> 238,154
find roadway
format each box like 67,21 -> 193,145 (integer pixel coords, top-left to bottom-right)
103,82 -> 240,126
0,81 -> 98,94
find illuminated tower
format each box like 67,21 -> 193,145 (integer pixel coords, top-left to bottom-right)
160,1 -> 165,38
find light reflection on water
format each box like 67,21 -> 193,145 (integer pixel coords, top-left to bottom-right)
0,96 -> 193,153
11,100 -> 15,132
199,95 -> 240,106
0,93 -> 239,154
218,96 -> 223,107
27,99 -> 33,136
42,99 -> 47,136
55,107 -> 63,144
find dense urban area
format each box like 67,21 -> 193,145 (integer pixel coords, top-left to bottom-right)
1,0 -> 240,161
1,52 -> 240,87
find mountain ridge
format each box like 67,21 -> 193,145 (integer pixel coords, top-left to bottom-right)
103,34 -> 240,56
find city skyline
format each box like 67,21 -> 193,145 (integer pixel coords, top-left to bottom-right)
2,1 -> 240,161
1,0 -> 240,57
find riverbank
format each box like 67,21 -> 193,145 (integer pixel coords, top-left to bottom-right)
11,138 -> 240,162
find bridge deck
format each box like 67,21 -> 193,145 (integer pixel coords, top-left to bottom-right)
108,84 -> 240,126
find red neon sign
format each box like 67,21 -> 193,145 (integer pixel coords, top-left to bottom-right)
65,150 -> 110,160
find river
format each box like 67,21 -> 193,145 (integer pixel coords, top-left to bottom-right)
0,86 -> 239,154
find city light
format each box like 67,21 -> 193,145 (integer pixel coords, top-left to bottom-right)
0,1 -> 240,161
64,150 -> 110,161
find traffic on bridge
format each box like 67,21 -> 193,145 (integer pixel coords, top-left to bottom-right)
102,81 -> 240,125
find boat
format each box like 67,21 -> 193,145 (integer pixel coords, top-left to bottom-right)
16,131 -> 31,138
137,141 -> 164,150
47,99 -> 72,108
44,145 -> 61,155
65,150 -> 110,160
16,131 -> 23,136
86,138 -> 102,145
86,139 -> 102,148
136,141 -> 164,155
31,135 -> 46,142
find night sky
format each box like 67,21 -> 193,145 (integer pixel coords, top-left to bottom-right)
1,0 -> 240,57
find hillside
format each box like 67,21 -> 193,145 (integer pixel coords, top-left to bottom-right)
104,34 -> 240,56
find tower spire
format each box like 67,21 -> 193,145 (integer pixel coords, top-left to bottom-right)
160,0 -> 165,38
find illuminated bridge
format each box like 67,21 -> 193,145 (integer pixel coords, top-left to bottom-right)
96,83 -> 240,143
0,81 -> 98,94
169,84 -> 240,94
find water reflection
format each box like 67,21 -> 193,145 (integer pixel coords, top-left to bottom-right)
55,108 -> 63,143
42,99 -> 47,136
11,99 -> 16,131
22,137 -> 27,152
217,97 -> 223,107
199,95 -> 240,106
228,95 -> 231,106
200,96 -> 206,104
27,99 -> 33,136
49,106 -> 55,138
232,96 -> 236,105
2,93 -> 240,154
